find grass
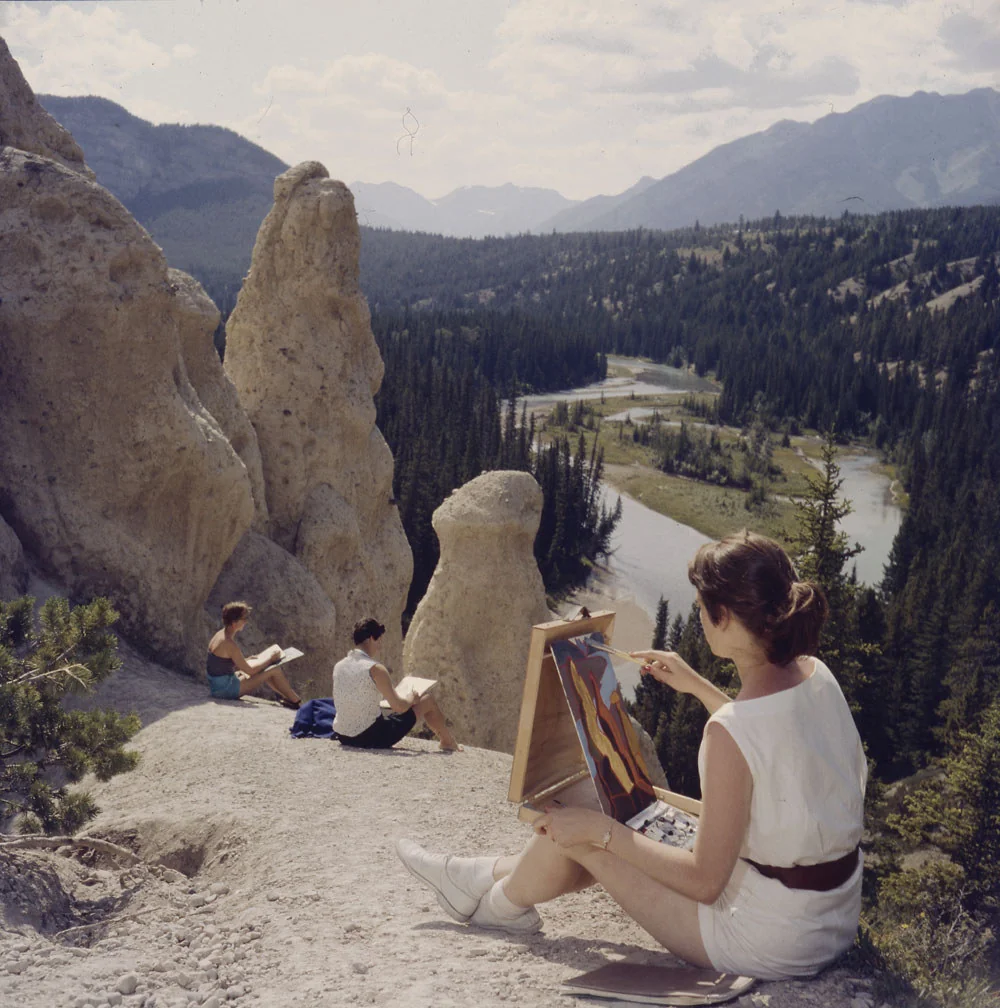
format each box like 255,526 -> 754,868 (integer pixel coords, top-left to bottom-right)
771,444 -> 821,496
536,398 -> 799,544
603,466 -> 798,545
605,362 -> 636,378
536,390 -> 900,545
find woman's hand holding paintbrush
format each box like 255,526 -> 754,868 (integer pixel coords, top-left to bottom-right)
630,649 -> 732,713
626,648 -> 704,696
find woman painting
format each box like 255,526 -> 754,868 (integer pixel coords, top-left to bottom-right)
396,531 -> 866,979
206,601 -> 302,709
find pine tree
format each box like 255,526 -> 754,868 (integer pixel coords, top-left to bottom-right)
0,596 -> 140,835
936,603 -> 1000,753
630,598 -> 674,744
658,603 -> 732,797
668,614 -> 685,650
652,597 -> 669,650
789,433 -> 869,711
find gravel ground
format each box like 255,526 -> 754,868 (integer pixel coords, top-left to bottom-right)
0,648 -> 879,1008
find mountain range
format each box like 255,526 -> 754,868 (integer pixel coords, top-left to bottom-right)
37,87 -> 1000,289
551,88 -> 1000,232
350,180 -> 577,237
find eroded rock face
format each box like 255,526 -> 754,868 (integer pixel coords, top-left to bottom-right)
170,269 -> 268,530
203,531 -> 338,697
0,516 -> 27,601
224,161 -> 411,666
403,471 -> 550,752
0,36 -> 92,178
0,147 -> 255,666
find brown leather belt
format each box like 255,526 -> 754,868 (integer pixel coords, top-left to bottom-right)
744,846 -> 859,892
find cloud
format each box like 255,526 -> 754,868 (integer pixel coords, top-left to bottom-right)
493,0 -> 999,110
2,0 -> 997,202
623,52 -> 860,109
2,3 -> 194,93
548,30 -> 637,56
232,0 -> 1000,198
939,5 -> 1000,72
246,53 -> 539,197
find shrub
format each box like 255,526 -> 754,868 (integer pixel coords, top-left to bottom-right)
0,595 -> 140,834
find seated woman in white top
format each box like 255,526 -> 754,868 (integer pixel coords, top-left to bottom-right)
396,531 -> 866,980
332,618 -> 462,752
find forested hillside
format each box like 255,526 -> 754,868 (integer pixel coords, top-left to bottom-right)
362,206 -> 1000,774
39,95 -> 286,299
361,206 -> 1000,1001
372,308 -> 614,616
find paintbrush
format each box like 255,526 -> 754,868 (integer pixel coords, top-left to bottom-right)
587,641 -> 649,666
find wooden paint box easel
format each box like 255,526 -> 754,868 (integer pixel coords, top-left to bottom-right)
508,610 -> 702,823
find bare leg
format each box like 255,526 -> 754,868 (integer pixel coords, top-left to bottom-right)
501,835 -> 711,967
239,666 -> 300,703
413,696 -> 461,751
494,834 -> 593,897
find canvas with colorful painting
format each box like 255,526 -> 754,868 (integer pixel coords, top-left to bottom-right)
548,632 -> 698,848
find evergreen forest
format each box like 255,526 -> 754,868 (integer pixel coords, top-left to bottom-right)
371,308 -> 617,616
355,206 -> 1000,1003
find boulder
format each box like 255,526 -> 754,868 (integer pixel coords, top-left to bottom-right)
0,147 -> 254,668
224,161 -> 411,666
170,268 -> 268,529
0,515 -> 28,601
0,36 -> 93,178
203,531 -> 338,698
403,471 -> 550,753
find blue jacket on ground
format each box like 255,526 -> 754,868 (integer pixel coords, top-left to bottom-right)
289,697 -> 337,739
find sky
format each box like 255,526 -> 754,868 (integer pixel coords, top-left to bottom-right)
3,0 -> 999,201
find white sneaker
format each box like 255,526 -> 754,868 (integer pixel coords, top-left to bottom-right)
469,891 -> 543,934
395,838 -> 483,922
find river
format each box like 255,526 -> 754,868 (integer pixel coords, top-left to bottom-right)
521,356 -> 717,412
540,360 -> 904,626
601,448 -> 901,625
598,461 -> 901,700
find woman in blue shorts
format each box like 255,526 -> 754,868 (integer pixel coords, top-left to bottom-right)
206,601 -> 302,709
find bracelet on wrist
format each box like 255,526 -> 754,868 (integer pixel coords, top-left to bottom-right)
598,824 -> 613,851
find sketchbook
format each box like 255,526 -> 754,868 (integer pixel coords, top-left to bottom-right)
561,963 -> 755,1006
379,675 -> 438,709
273,646 -> 304,668
548,633 -> 698,849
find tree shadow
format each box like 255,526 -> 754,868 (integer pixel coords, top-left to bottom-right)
65,636 -> 325,730
334,744 -> 427,758
410,918 -> 689,970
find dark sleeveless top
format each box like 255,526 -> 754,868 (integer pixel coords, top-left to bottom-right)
206,651 -> 236,678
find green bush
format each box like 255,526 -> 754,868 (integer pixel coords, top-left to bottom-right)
866,861 -> 992,1003
0,595 -> 140,834
864,701 -> 1000,1004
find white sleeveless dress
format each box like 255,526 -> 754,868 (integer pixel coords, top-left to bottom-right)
331,649 -> 383,737
696,658 -> 867,979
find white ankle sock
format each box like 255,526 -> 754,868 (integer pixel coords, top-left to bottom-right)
449,856 -> 498,897
483,879 -> 531,919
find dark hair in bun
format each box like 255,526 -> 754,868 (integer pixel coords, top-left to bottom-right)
688,530 -> 827,665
